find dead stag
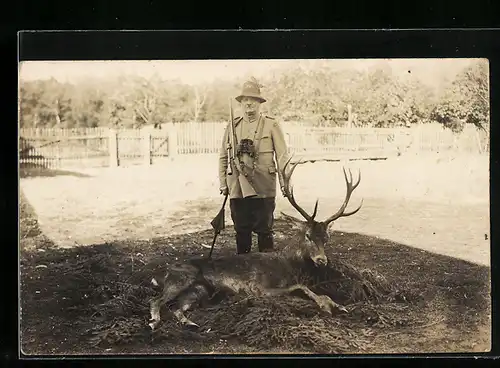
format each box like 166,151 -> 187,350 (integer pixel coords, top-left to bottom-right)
148,156 -> 363,330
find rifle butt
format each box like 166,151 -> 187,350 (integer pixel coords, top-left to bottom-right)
238,173 -> 258,198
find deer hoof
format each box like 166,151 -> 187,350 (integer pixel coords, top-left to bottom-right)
338,305 -> 348,313
331,302 -> 348,314
148,320 -> 160,331
317,295 -> 348,315
183,320 -> 200,330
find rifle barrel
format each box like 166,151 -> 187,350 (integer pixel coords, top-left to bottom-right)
227,98 -> 234,176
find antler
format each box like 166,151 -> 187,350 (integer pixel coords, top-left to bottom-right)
281,155 -> 319,223
323,167 -> 363,226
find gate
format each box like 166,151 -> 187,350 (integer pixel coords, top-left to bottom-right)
19,128 -> 110,169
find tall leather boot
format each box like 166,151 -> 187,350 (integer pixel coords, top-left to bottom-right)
236,232 -> 252,254
258,232 -> 274,253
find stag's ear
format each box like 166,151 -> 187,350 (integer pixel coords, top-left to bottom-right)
280,212 -> 305,230
324,221 -> 335,233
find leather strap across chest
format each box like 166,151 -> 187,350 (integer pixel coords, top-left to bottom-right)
253,115 -> 267,161
228,116 -> 268,180
238,115 -> 260,143
233,116 -> 267,157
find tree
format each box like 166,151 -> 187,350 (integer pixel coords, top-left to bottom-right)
68,83 -> 105,128
19,81 -> 43,128
202,80 -> 237,121
19,79 -> 74,128
431,59 -> 489,133
118,75 -> 163,128
193,85 -> 208,122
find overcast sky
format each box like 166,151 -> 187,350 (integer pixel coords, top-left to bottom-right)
19,58 -> 479,87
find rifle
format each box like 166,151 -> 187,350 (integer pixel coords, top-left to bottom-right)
226,99 -> 234,176
208,191 -> 229,260
227,98 -> 257,199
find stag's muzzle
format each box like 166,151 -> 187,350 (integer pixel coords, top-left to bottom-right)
311,254 -> 328,267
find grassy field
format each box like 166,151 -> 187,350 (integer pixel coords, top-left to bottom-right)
19,152 -> 491,355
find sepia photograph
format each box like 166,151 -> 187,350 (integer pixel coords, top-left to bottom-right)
18,58 -> 491,355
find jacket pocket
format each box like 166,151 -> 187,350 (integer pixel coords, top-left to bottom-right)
258,135 -> 273,151
268,166 -> 276,174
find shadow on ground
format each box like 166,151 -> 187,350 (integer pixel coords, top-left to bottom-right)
20,164 -> 92,179
19,193 -> 491,355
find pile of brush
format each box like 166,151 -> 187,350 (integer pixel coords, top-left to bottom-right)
82,255 -> 423,353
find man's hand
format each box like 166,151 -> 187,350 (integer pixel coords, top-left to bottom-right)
220,187 -> 229,196
281,186 -> 288,198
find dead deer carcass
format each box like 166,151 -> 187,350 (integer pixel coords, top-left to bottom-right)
148,156 -> 363,330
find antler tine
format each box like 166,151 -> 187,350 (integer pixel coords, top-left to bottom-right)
284,153 -> 301,178
352,168 -> 361,190
323,167 -> 363,225
285,156 -> 301,180
281,154 -> 313,222
311,199 -> 319,220
342,198 -> 364,217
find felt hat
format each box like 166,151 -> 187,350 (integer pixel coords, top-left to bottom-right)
235,80 -> 266,103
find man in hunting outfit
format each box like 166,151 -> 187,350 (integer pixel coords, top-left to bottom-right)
219,79 -> 291,254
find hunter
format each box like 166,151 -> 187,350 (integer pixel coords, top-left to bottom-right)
219,79 -> 291,254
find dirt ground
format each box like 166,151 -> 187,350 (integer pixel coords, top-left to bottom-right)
19,189 -> 491,356
19,153 -> 490,265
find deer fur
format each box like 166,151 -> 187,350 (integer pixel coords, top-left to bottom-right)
148,156 -> 362,330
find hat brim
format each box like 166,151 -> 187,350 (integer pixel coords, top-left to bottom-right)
235,94 -> 266,103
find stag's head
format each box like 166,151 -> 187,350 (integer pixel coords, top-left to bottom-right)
280,156 -> 363,267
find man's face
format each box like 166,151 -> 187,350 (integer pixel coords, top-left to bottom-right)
240,97 -> 261,121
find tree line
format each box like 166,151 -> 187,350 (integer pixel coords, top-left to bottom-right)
19,60 -> 489,133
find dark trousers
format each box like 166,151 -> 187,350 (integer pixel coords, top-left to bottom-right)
229,197 -> 276,254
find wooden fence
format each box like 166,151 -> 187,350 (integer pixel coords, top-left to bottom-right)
19,122 -> 489,170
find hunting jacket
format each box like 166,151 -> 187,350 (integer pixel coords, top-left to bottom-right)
219,114 -> 290,199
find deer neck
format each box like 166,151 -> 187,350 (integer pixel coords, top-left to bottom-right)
279,231 -> 311,261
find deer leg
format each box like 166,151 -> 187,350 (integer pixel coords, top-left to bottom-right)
171,283 -> 210,329
266,284 -> 348,314
149,266 -> 200,330
149,283 -> 185,330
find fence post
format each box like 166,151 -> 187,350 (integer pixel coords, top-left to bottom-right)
109,129 -> 119,167
347,104 -> 353,129
142,130 -> 152,165
168,123 -> 178,161
285,132 -> 292,153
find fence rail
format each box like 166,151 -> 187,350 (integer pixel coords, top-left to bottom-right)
19,122 -> 489,170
